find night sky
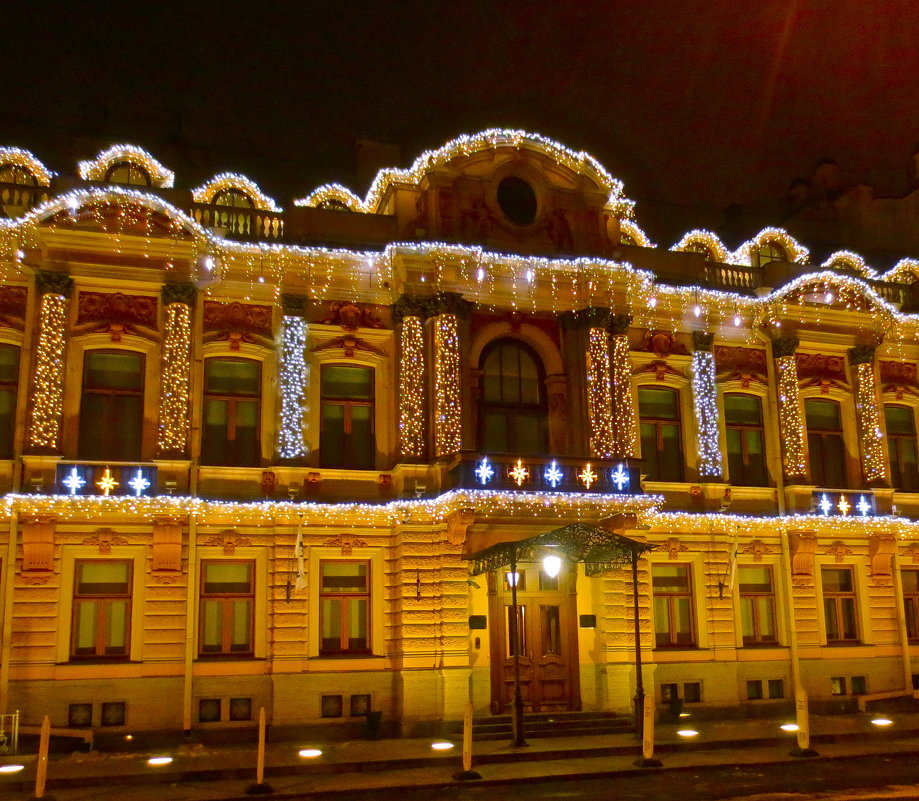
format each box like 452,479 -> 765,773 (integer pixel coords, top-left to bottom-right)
6,2 -> 919,240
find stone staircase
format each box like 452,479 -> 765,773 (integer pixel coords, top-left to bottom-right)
468,710 -> 634,740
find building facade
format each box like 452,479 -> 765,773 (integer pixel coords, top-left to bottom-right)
1,132 -> 919,738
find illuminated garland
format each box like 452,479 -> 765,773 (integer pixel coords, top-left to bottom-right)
586,328 -> 615,458
294,184 -> 367,212
619,219 -> 654,247
0,147 -> 53,185
157,303 -> 192,453
884,258 -> 919,285
433,314 -> 462,456
277,315 -> 308,459
852,360 -> 887,484
733,227 -> 809,266
775,353 -> 807,479
28,293 -> 68,449
610,334 -> 637,458
691,349 -> 723,478
671,230 -> 730,262
77,144 -> 175,188
191,173 -> 281,212
821,250 -> 876,279
398,316 -> 426,458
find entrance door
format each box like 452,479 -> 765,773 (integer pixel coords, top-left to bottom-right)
488,561 -> 581,713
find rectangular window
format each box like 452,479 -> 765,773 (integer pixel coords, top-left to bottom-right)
902,569 -> 919,640
822,566 -> 859,643
201,358 -> 261,467
321,695 -> 343,718
319,561 -> 370,654
746,680 -> 763,700
71,560 -> 131,660
639,387 -> 684,482
79,350 -> 144,461
683,682 -> 702,703
738,566 -> 777,645
806,399 -> 848,488
724,394 -> 768,486
885,405 -> 919,492
652,564 -> 695,648
199,699 -> 221,723
768,679 -> 784,699
831,676 -> 847,695
199,561 -> 254,657
0,344 -> 19,459
319,365 -> 375,469
101,701 -> 126,727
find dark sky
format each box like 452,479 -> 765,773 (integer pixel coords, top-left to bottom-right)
6,1 -> 919,234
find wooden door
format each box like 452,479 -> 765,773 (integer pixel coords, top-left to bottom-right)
488,561 -> 581,713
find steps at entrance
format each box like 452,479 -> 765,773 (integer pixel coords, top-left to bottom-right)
469,711 -> 633,740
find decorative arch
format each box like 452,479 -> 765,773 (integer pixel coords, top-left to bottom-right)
192,173 -> 281,212
618,219 -> 655,247
767,271 -> 896,319
77,145 -> 174,188
821,250 -> 877,279
882,258 -> 919,285
0,147 -> 53,185
671,229 -> 730,262
468,320 -> 564,376
294,183 -> 367,212
733,227 -> 809,266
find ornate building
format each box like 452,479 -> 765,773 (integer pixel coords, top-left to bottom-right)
1,131 -> 919,738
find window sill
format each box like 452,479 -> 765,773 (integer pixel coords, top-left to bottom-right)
196,655 -> 260,661
315,652 -> 379,659
823,641 -> 864,647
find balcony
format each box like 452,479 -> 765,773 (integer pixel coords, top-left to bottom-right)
450,452 -> 643,495
190,203 -> 285,241
0,182 -> 50,219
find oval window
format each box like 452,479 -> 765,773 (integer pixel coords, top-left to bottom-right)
497,177 -> 537,226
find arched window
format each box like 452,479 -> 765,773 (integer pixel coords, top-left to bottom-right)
684,241 -> 714,260
317,198 -> 352,212
105,162 -> 151,187
213,189 -> 254,209
212,189 -> 255,237
79,350 -> 145,461
0,164 -> 36,186
754,241 -> 786,268
478,339 -> 548,455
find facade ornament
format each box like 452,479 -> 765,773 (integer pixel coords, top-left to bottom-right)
324,533 -> 368,556
445,508 -> 475,547
740,539 -> 771,562
868,533 -> 896,577
639,329 -> 689,358
771,335 -> 799,358
205,530 -> 252,555
152,518 -> 184,571
904,543 -> 919,564
281,293 -> 308,317
0,285 -> 28,330
75,291 -> 158,341
692,330 -> 715,352
714,346 -> 767,387
391,294 -> 429,324
825,541 -> 854,563
788,530 -> 817,578
848,344 -> 876,366
82,528 -> 128,554
36,270 -> 74,298
312,334 -> 385,358
21,515 -> 56,571
319,301 -> 385,330
426,291 -> 473,319
666,537 -> 689,560
202,300 -> 273,348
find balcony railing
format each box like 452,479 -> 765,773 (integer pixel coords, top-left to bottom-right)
0,182 -> 50,219
190,203 -> 284,241
704,263 -> 760,292
450,452 -> 643,495
55,462 -> 158,497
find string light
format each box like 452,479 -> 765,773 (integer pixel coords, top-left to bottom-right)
157,302 -> 192,454
398,316 -> 426,458
618,219 -> 655,247
852,358 -> 887,484
691,349 -> 723,478
586,328 -> 616,458
774,350 -> 808,479
433,314 -> 462,457
191,173 -> 281,212
609,332 -> 638,459
293,183 -> 367,212
671,230 -> 730,262
0,147 -> 53,185
733,227 -> 810,266
277,315 -> 308,459
28,292 -> 67,449
77,144 -> 174,188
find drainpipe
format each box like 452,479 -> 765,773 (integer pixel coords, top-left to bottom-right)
631,549 -> 645,739
0,512 -> 18,713
182,515 -> 198,733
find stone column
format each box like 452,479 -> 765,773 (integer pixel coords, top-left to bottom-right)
773,336 -> 807,482
691,331 -> 724,480
392,295 -> 428,461
849,344 -> 888,485
27,271 -> 73,451
609,314 -> 637,459
157,283 -> 196,456
277,293 -> 309,461
430,292 -> 471,458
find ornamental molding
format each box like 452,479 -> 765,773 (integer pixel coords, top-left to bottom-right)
740,539 -> 772,562
634,359 -> 686,382
771,336 -> 799,358
152,517 -> 184,571
205,529 -> 252,555
637,329 -> 689,358
904,543 -> 919,564
795,352 -> 848,392
323,533 -> 368,556
21,515 -> 55,571
868,533 -> 896,577
692,331 -> 715,352
18,571 -> 51,585
202,300 -> 273,349
825,541 -> 854,563
848,344 -> 876,366
36,270 -> 74,299
75,291 -> 159,341
281,293 -> 308,317
880,360 -> 918,398
312,334 -> 386,359
665,537 -> 689,560
0,285 -> 27,330
392,294 -> 430,323
162,282 -> 197,307
714,346 -> 767,387
559,306 -> 612,331
82,528 -> 128,554
318,301 -> 385,330
445,508 -> 475,547
788,530 -> 817,578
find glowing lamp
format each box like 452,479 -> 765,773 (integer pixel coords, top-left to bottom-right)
779,723 -> 798,732
431,742 -> 454,751
147,756 -> 173,766
298,749 -> 322,758
676,729 -> 698,738
505,572 -> 521,587
543,554 -> 562,579
870,717 -> 893,727
0,765 -> 24,774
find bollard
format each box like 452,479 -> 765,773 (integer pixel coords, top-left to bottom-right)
453,702 -> 481,781
246,707 -> 273,795
790,688 -> 818,758
634,693 -> 662,767
34,715 -> 50,799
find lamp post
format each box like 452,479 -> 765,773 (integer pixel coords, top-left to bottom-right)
509,549 -> 527,747
631,549 -> 645,740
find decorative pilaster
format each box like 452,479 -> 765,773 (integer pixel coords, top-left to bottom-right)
393,295 -> 428,460
773,336 -> 807,481
430,292 -> 470,458
609,314 -> 637,459
849,344 -> 887,485
691,331 -> 723,480
157,283 -> 195,455
277,294 -> 309,460
28,272 -> 73,451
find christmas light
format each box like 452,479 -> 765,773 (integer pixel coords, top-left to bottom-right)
819,493 -> 833,515
28,292 -> 68,449
433,314 -> 462,457
586,328 -> 616,458
191,173 -> 281,212
733,228 -> 809,266
293,184 -> 367,212
62,466 -> 86,495
671,230 -> 730,262
0,147 -> 53,185
544,460 -> 564,488
857,495 -> 871,516
775,351 -> 807,479
611,463 -> 630,491
691,349 -> 723,478
609,333 -> 638,459
77,144 -> 175,188
475,457 -> 495,485
277,315 -> 308,459
509,459 -> 530,486
821,251 -> 876,279
852,358 -> 887,484
578,462 -> 598,489
398,316 -> 426,459
157,302 -> 192,454
619,219 -> 654,247
128,469 -> 151,497
837,495 -> 851,516
96,467 -> 118,496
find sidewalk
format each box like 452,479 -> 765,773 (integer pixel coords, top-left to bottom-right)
3,712 -> 919,800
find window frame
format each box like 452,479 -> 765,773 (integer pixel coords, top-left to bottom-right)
885,404 -> 919,492
737,564 -> 778,646
754,241 -> 786,268
724,392 -> 768,487
104,161 -> 152,187
0,343 -> 20,459
78,348 -> 146,462
198,559 -> 256,658
319,363 -> 376,469
200,356 -> 262,467
821,565 -> 860,644
902,568 -> 919,641
318,559 -> 371,656
652,563 -> 696,649
638,385 -> 685,483
805,397 -> 849,488
70,559 -> 133,661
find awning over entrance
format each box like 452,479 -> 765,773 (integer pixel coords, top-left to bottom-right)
465,519 -> 654,576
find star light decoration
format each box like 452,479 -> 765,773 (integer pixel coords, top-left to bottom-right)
837,495 -> 851,516
857,495 -> 872,516
62,466 -> 86,495
96,467 -> 118,496
509,459 -> 530,487
818,494 -> 833,516
578,462 -> 598,490
611,463 -> 630,492
544,460 -> 564,488
475,457 -> 494,485
128,469 -> 151,497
